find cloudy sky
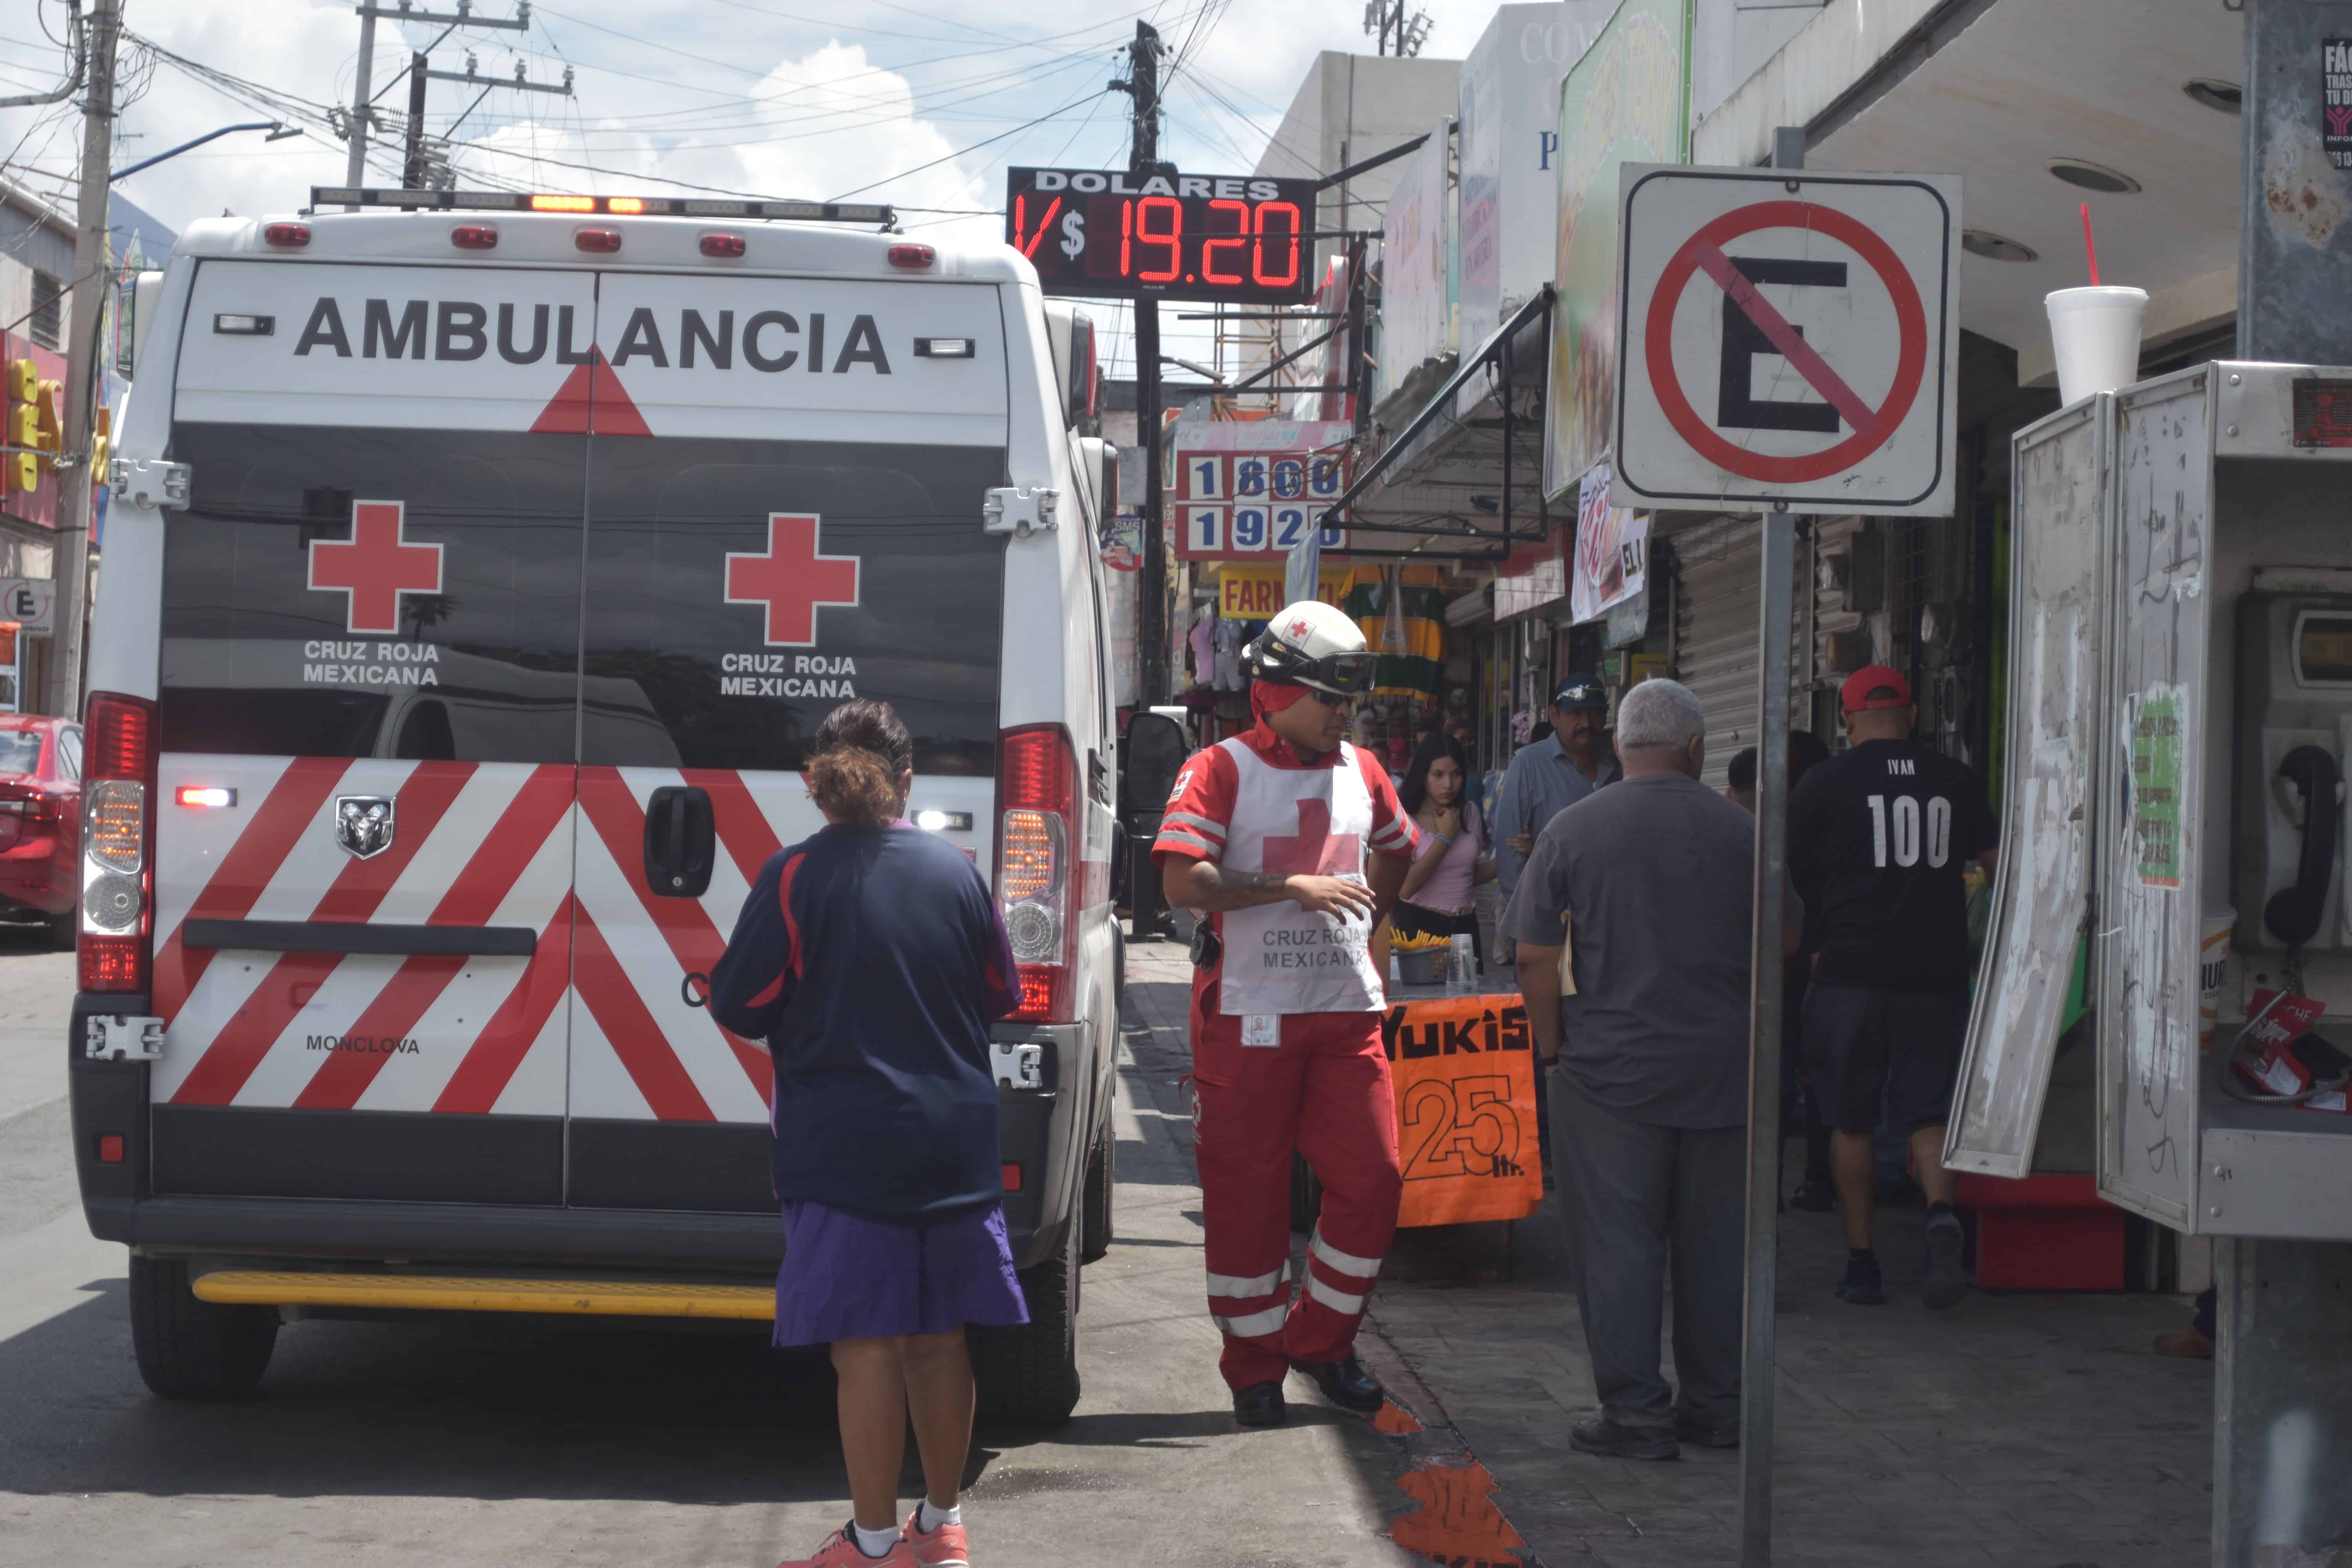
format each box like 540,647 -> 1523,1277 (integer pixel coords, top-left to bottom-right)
0,0 -> 1489,377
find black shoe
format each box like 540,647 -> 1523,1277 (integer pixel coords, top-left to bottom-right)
1232,1381 -> 1287,1427
1837,1255 -> 1885,1305
1788,1172 -> 1837,1213
1674,1416 -> 1740,1449
1569,1416 -> 1679,1460
1291,1353 -> 1385,1413
1923,1212 -> 1967,1310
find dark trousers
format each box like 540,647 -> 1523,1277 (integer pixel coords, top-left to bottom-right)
1549,1071 -> 1745,1429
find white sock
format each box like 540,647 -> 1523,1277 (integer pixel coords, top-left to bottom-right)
852,1521 -> 900,1559
917,1501 -> 962,1534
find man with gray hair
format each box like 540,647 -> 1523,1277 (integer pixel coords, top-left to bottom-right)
1506,678 -> 1800,1460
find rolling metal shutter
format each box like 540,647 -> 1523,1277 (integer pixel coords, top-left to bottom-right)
1670,517 -> 1809,789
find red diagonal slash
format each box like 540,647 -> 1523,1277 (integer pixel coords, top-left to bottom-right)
1689,241 -> 1878,436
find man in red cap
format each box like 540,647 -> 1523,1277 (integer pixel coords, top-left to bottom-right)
1786,666 -> 1997,1311
1153,600 -> 1416,1428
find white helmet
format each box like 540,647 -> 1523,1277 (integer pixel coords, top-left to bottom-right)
1243,599 -> 1376,696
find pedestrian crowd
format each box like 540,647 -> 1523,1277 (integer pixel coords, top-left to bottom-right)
710,603 -> 2001,1565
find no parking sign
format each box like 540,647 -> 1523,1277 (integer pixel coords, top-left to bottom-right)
1609,165 -> 1960,516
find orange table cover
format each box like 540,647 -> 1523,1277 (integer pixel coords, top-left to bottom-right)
1379,991 -> 1545,1228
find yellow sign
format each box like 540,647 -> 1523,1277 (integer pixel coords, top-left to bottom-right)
1379,993 -> 1545,1228
1217,563 -> 1347,619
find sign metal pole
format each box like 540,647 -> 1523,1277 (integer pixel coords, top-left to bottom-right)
1736,120 -> 1808,1568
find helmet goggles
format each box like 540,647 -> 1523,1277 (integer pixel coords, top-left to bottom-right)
1246,636 -> 1376,696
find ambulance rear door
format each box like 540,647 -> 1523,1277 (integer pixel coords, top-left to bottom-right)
563,269 -> 1011,1211
148,261 -> 594,1204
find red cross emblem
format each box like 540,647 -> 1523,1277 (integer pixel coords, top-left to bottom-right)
307,500 -> 444,635
724,513 -> 861,647
1288,616 -> 1315,639
1261,797 -> 1361,877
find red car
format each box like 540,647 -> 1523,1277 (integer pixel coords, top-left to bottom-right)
0,714 -> 81,945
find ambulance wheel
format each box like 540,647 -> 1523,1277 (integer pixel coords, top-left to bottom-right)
129,1254 -> 278,1400
972,1213 -> 1081,1425
1289,1153 -> 1323,1234
1081,1125 -> 1114,1265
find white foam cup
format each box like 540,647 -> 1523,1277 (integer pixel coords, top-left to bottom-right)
2045,286 -> 2149,406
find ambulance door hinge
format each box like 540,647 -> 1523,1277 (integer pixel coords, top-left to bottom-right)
991,1040 -> 1045,1090
109,458 -> 191,512
983,486 -> 1059,538
85,1014 -> 165,1062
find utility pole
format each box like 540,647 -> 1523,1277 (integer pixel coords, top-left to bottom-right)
46,0 -> 118,724
342,3 -> 538,195
403,51 -> 431,188
343,3 -> 377,194
1118,21 -> 1169,705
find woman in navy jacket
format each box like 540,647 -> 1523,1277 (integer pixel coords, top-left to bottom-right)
712,699 -> 1024,1568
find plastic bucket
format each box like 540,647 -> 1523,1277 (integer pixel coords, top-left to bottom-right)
2200,908 -> 2236,1051
2045,286 -> 2149,405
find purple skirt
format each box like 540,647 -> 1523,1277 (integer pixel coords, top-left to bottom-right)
773,1200 -> 1030,1347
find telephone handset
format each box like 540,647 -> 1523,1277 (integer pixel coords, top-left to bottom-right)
2263,744 -> 2344,950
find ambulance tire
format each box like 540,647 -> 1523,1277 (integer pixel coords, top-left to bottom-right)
972,1212 -> 1081,1425
129,1254 -> 278,1400
1289,1153 -> 1323,1234
1080,1123 -> 1113,1265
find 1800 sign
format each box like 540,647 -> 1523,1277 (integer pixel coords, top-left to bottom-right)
1005,166 -> 1320,304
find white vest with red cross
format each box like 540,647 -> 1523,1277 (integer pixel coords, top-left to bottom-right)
1213,737 -> 1385,1016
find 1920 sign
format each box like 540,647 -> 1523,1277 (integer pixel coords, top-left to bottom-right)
1005,167 -> 1321,304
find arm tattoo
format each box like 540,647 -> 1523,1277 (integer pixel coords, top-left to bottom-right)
1189,862 -> 1290,908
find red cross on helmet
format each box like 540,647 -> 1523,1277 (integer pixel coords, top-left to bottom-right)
1243,599 -> 1376,696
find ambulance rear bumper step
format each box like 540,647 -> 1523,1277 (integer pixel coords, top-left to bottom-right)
180,918 -> 538,956
191,1270 -> 775,1320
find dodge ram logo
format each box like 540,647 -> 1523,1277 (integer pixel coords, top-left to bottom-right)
334,795 -> 396,860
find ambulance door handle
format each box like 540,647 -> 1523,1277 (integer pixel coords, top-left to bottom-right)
644,786 -> 715,899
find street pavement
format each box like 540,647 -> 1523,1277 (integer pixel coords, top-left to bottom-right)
0,924 -> 2218,1568
0,928 -> 1426,1568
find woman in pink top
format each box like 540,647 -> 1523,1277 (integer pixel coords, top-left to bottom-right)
1392,733 -> 1497,972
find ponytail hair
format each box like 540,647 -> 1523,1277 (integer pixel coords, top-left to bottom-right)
807,699 -> 914,828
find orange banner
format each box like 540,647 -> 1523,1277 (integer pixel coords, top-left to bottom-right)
1379,993 -> 1545,1228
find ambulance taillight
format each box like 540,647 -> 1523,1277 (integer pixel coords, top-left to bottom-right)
997,724 -> 1080,1023
78,692 -> 156,994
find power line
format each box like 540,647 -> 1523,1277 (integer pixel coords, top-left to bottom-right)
826,87 -> 1109,201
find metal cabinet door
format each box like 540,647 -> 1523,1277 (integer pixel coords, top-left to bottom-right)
1947,397 -> 2111,1177
2096,368 -> 2216,1229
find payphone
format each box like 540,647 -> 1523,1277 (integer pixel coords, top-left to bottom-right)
1948,362 -> 2352,1565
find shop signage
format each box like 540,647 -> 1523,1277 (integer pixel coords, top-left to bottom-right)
1168,416 -> 1354,561
1569,461 -> 1648,624
1004,167 -> 1320,305
1216,563 -> 1345,619
0,577 -> 54,633
1610,165 -> 1961,516
1379,992 -> 1546,1228
1540,0 -> 1690,502
1377,120 -> 1455,399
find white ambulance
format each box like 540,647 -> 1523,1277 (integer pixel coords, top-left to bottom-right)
72,189 -> 1123,1422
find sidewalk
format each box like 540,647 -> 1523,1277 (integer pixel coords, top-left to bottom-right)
1124,938 -> 2214,1568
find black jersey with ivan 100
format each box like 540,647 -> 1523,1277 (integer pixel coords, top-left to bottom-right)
1786,738 -> 1996,993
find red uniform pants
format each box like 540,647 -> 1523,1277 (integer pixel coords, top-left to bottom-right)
1190,982 -> 1403,1390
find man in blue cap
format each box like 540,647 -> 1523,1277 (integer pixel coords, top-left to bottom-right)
1493,672 -> 1620,904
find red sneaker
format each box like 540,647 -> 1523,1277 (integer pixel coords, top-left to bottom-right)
776,1523 -> 917,1568
900,1510 -> 971,1568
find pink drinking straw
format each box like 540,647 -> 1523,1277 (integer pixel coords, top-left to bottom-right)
2080,203 -> 2101,286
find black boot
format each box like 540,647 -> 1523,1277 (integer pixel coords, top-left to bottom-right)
1232,1381 -> 1287,1427
1291,1353 -> 1385,1413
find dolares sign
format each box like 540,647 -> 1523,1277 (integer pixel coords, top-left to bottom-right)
1610,165 -> 1960,517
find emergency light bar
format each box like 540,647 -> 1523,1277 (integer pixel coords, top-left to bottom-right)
308,187 -> 896,227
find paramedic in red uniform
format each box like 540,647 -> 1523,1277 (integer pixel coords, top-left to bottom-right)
1152,600 -> 1417,1428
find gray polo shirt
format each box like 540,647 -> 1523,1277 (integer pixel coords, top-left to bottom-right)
1503,772 -> 1798,1129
